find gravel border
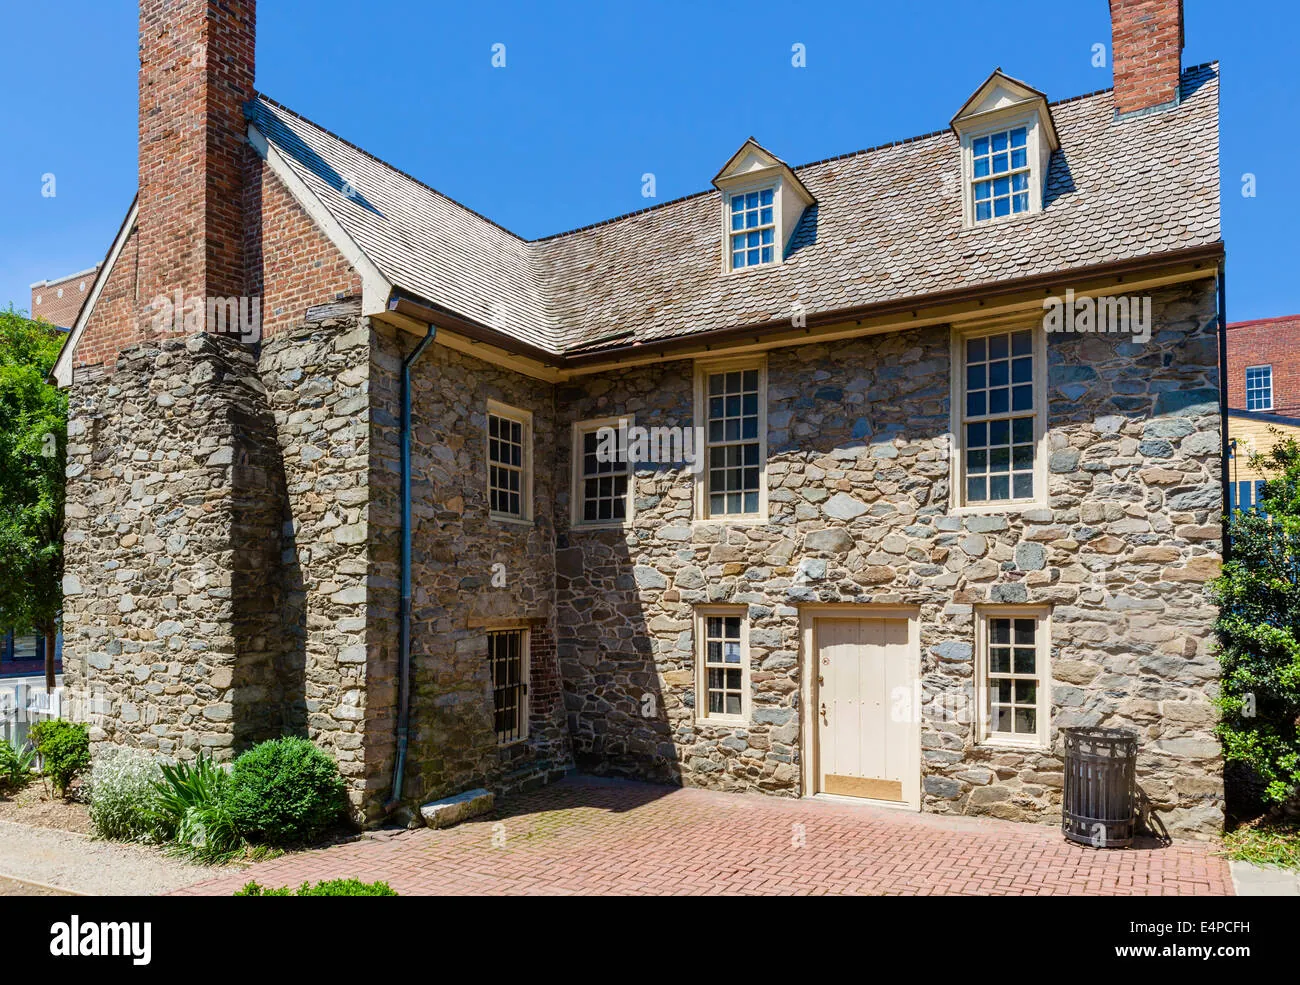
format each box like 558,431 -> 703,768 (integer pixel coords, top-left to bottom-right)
0,819 -> 234,896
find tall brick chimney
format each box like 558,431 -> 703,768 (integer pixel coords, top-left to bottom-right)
137,0 -> 255,335
1109,0 -> 1184,117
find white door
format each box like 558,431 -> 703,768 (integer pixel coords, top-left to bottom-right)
815,617 -> 918,806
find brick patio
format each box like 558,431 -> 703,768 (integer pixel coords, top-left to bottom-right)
173,777 -> 1233,896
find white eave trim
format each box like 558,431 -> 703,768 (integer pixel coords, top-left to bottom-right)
247,121 -> 393,321
51,200 -> 139,389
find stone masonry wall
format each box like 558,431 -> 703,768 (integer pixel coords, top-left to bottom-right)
368,325 -> 572,809
553,280 -> 1223,837
63,334 -> 287,758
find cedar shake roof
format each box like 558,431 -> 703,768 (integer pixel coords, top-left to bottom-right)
247,62 -> 1221,358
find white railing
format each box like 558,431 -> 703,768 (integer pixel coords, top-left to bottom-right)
0,678 -> 63,749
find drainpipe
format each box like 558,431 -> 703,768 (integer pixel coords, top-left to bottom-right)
386,321 -> 437,812
1217,262 -> 1230,564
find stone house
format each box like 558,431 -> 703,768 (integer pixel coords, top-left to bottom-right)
52,0 -> 1227,837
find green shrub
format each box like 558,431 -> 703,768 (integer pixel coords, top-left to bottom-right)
225,738 -> 346,846
29,720 -> 90,797
154,754 -> 242,863
86,751 -> 168,842
235,878 -> 397,896
0,738 -> 36,794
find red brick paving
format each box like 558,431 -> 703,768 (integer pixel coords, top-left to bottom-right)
172,777 -> 1233,896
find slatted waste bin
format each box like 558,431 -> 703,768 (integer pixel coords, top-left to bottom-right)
1061,726 -> 1138,848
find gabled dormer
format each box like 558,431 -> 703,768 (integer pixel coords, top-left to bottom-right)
951,70 -> 1059,228
712,138 -> 815,273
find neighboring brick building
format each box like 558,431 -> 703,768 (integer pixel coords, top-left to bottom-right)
1225,314 -> 1300,415
52,0 -> 1227,838
30,266 -> 100,329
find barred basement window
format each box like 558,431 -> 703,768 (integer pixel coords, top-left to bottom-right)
958,328 -> 1041,506
977,608 -> 1049,748
487,401 -> 532,521
696,609 -> 748,723
698,359 -> 766,518
571,417 -> 633,527
488,628 -> 529,744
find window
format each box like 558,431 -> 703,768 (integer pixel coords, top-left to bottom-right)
696,609 -> 748,723
488,628 -> 528,744
729,189 -> 776,269
977,609 -> 1049,747
571,417 -> 634,527
1230,479 -> 1268,514
697,359 -> 766,518
1245,365 -> 1273,411
957,328 -> 1041,507
487,401 -> 532,521
971,126 -> 1030,222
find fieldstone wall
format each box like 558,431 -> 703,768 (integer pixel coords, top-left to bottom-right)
62,334 -> 288,758
257,316 -> 380,820
368,326 -> 572,808
553,280 -> 1224,837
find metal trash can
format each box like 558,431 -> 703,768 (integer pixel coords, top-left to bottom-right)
1061,726 -> 1138,848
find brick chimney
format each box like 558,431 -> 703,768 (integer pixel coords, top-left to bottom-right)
1109,0 -> 1184,117
137,0 -> 255,336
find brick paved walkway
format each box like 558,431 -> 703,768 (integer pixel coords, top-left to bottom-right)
173,777 -> 1233,896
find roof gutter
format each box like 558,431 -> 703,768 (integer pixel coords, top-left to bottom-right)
385,321 -> 438,813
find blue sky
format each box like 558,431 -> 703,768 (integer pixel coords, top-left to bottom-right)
1,0 -> 1295,322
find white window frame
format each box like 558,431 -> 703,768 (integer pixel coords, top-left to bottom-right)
694,355 -> 768,522
1245,365 -> 1273,412
960,112 -> 1044,228
975,606 -> 1051,750
694,606 -> 750,726
722,182 -> 780,273
487,626 -> 530,745
486,399 -> 533,523
570,415 -> 635,529
950,323 -> 1048,514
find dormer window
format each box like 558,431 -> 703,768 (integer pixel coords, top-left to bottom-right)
972,126 -> 1030,221
712,138 -> 815,274
730,189 -> 776,269
951,70 -> 1059,229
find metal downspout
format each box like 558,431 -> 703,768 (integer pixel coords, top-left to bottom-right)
1217,263 -> 1230,563
386,322 -> 437,812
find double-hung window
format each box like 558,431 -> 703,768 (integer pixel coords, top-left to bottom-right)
487,401 -> 532,521
971,126 -> 1030,222
571,417 -> 633,527
977,608 -> 1049,747
696,608 -> 748,723
697,359 -> 765,518
1245,365 -> 1273,411
729,189 -> 776,269
958,328 -> 1041,507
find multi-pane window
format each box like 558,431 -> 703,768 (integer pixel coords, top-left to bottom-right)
487,405 -> 529,519
1245,365 -> 1273,411
573,419 -> 632,526
488,629 -> 528,744
972,126 -> 1029,222
704,366 -> 762,516
698,612 -> 746,721
730,189 -> 775,269
982,612 -> 1047,744
962,329 -> 1036,504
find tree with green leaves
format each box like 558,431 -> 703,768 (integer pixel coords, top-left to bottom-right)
0,308 -> 67,688
1212,433 -> 1300,811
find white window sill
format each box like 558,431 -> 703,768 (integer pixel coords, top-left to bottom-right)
960,208 -> 1042,233
692,516 -> 768,527
949,500 -> 1047,517
571,521 -> 633,532
490,514 -> 533,527
977,737 -> 1050,753
694,716 -> 749,728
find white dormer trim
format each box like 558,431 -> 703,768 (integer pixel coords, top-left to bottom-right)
713,138 -> 815,274
951,70 -> 1059,230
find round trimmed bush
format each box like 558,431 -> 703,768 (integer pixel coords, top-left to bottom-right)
225,738 -> 346,846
